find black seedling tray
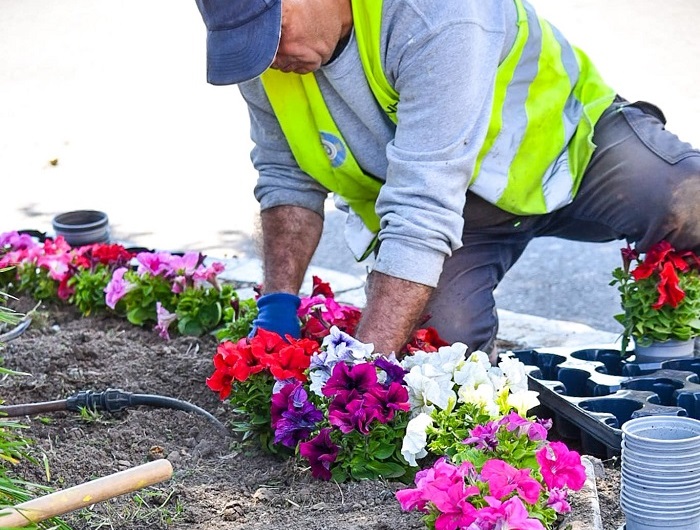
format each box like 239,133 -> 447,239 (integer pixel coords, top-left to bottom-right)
511,346 -> 700,458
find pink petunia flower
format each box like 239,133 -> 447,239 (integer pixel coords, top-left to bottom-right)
535,441 -> 586,491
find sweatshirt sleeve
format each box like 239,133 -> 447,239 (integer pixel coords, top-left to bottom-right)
238,80 -> 329,217
372,2 -> 509,287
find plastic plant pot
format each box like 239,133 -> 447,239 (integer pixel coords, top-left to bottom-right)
52,210 -> 110,246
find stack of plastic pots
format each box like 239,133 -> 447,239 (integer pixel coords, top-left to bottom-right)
621,415 -> 700,530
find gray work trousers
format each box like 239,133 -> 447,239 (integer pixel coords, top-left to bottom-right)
423,96 -> 700,354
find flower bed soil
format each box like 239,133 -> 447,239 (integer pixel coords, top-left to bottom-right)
2,299 -> 625,529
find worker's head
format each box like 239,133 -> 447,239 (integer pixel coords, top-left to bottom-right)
194,0 -> 282,86
195,0 -> 352,85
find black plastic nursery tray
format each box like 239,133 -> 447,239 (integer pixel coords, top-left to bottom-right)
512,346 -> 700,458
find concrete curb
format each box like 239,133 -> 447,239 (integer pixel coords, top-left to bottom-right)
561,456 -> 605,530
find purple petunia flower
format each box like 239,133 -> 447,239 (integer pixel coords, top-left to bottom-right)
104,267 -> 135,309
369,382 -> 410,423
463,421 -> 500,451
374,356 -> 408,387
322,362 -> 380,397
328,389 -> 381,435
299,428 -> 340,481
271,382 -> 323,448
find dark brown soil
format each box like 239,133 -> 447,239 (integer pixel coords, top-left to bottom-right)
1,299 -> 625,529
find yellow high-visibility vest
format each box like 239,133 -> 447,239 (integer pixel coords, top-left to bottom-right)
261,0 -> 615,232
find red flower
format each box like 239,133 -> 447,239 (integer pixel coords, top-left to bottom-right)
211,338 -> 266,385
653,261 -> 686,309
311,275 -> 334,298
629,241 -> 699,309
267,343 -> 313,382
405,327 -> 450,353
249,328 -> 287,363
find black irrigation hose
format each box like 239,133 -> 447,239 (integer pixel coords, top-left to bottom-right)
0,388 -> 230,437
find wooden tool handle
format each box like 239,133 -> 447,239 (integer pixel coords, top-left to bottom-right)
0,459 -> 173,528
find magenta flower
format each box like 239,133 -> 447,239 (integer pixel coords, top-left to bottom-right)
477,496 -> 546,529
169,252 -> 201,293
0,231 -> 38,251
368,382 -> 410,422
104,267 -> 135,309
463,421 -> 500,450
328,391 -> 381,435
136,251 -> 173,276
396,458 -> 478,530
193,261 -> 225,288
299,428 -> 339,481
499,412 -> 550,442
535,441 -> 586,491
480,459 -> 542,505
546,488 -> 571,514
322,362 -> 379,397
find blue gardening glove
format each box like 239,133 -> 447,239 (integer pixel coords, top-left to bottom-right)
249,292 -> 301,340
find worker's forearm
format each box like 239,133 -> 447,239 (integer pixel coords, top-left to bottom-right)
260,205 -> 323,294
355,271 -> 433,356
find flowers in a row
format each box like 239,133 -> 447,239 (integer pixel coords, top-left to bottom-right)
207,321 -> 587,528
0,231 -> 239,339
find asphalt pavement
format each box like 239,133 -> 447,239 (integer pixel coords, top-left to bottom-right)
2,0 -> 699,337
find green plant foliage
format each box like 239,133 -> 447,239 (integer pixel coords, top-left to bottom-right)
215,297 -> 258,342
175,284 -> 236,337
68,264 -> 112,316
329,411 -> 414,483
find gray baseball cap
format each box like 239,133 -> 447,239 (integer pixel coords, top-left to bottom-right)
194,0 -> 282,85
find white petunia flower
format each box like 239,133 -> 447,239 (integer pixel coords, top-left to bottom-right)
499,355 -> 529,393
401,412 -> 434,466
308,367 -> 331,397
507,389 -> 540,416
400,350 -> 432,371
453,358 -> 491,389
458,383 -> 500,417
404,366 -> 455,413
487,366 -> 507,393
431,342 -> 469,375
467,350 -> 493,370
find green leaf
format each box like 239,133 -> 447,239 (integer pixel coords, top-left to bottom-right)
365,461 -> 407,479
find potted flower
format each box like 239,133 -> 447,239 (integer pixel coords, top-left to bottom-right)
610,240 -> 700,360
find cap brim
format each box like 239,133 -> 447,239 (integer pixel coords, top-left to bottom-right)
206,1 -> 281,86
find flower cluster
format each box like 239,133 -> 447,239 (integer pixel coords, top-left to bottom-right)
396,435 -> 585,530
0,231 -> 81,301
205,328 -> 319,452
297,276 -> 362,340
0,231 -> 238,339
611,240 -> 700,351
295,327 -> 411,481
104,250 -> 236,338
399,345 -> 539,466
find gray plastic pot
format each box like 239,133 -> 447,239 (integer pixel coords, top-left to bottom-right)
52,210 -> 110,246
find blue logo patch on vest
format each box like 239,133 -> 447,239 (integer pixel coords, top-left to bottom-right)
320,131 -> 346,168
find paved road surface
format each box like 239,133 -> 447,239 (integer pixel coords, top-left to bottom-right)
2,0 -> 698,334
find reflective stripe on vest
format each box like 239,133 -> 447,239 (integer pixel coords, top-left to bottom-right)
468,0 -> 615,213
261,0 -> 616,227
